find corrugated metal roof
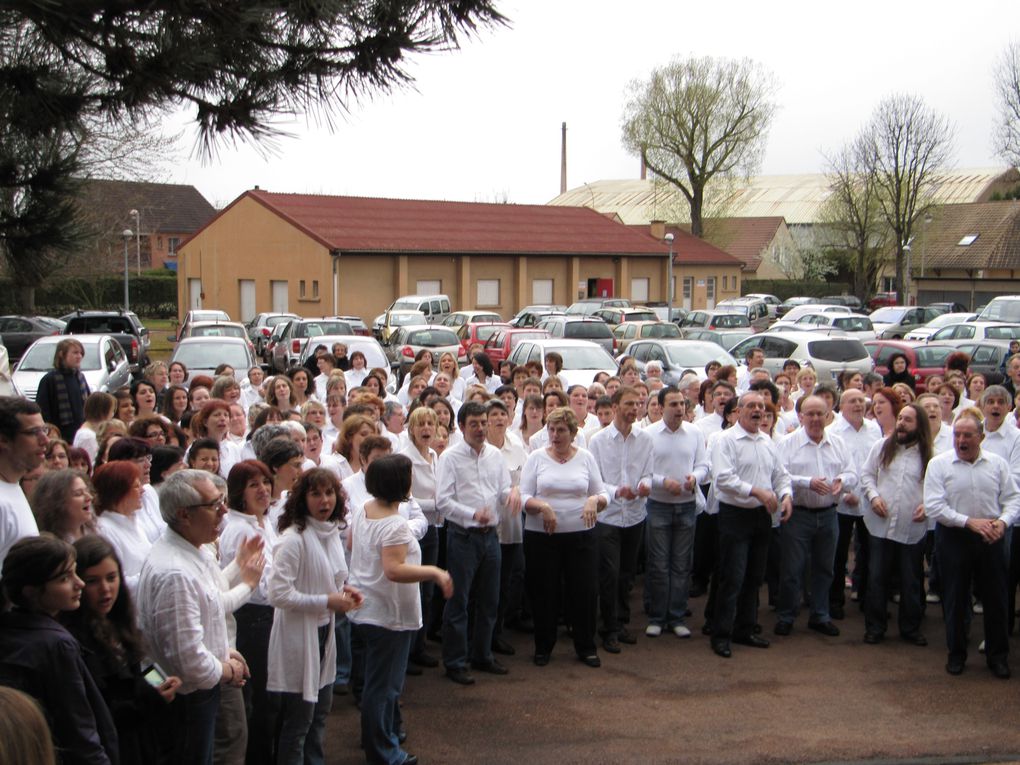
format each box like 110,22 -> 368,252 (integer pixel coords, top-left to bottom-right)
548,168 -> 1018,226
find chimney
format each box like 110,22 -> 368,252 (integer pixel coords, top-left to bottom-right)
650,220 -> 666,240
640,152 -> 647,180
560,122 -> 567,195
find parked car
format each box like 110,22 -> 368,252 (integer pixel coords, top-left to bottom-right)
863,340 -> 957,392
384,294 -> 452,324
506,339 -> 618,388
778,304 -> 852,324
680,310 -> 751,331
441,310 -> 502,329
245,312 -> 299,356
927,301 -> 968,314
680,328 -> 754,352
821,295 -> 865,313
271,318 -> 354,372
612,321 -> 681,353
334,315 -> 371,336
482,328 -> 551,365
956,341 -> 1010,385
977,295 -> 1020,324
869,306 -> 946,339
591,306 -> 659,327
176,309 -> 231,340
783,312 -> 876,340
169,337 -> 258,382
775,296 -> 818,319
0,315 -> 64,362
373,309 -> 427,345
14,334 -> 131,401
565,297 -> 631,316
61,310 -> 150,371
729,331 -> 873,380
508,305 -> 566,326
714,298 -> 771,332
297,334 -> 394,390
647,305 -> 688,324
180,320 -> 252,344
509,309 -> 566,328
263,321 -> 290,364
743,293 -> 782,319
628,339 -> 738,384
536,316 -> 616,355
455,322 -> 511,353
867,291 -> 898,311
386,325 -> 464,384
925,321 -> 1020,346
903,312 -> 978,341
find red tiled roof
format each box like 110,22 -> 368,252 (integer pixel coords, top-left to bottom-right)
918,201 -> 1020,270
701,217 -> 785,272
627,225 -> 744,267
204,190 -> 671,256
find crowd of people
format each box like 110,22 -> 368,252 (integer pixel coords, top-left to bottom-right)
1,334 -> 1019,765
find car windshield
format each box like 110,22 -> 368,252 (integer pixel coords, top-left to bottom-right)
266,315 -> 294,328
564,322 -> 612,339
666,344 -> 735,366
978,299 -> 1020,322
984,325 -> 1020,340
192,311 -> 229,322
710,314 -> 750,328
391,313 -> 425,326
173,343 -> 251,370
476,325 -> 504,342
19,343 -> 101,371
191,325 -> 245,338
640,324 -> 681,339
914,346 -> 954,367
625,311 -> 658,322
406,329 -> 458,347
297,321 -> 352,337
870,307 -> 908,323
806,340 -> 868,362
391,301 -> 420,312
555,346 -> 617,369
832,317 -> 873,332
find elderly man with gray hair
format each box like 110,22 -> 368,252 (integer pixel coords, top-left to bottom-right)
138,469 -> 265,764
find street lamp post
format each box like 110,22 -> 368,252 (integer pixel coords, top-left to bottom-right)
122,229 -> 133,311
664,232 -> 675,321
130,209 -> 141,275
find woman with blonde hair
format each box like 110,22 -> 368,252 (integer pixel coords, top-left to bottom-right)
265,375 -> 299,416
437,352 -> 466,401
73,392 -> 117,463
891,382 -> 916,406
0,686 -> 57,765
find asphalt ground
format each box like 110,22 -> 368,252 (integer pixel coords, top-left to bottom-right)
323,585 -> 1020,765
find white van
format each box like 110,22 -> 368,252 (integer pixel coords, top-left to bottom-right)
387,294 -> 452,324
977,296 -> 1020,324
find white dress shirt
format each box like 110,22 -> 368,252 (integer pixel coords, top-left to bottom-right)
860,440 -> 928,544
712,424 -> 793,509
931,424 -> 953,455
826,416 -> 882,517
0,481 -> 37,568
588,423 -> 654,528
490,432 -> 527,544
643,419 -> 709,505
399,443 -> 440,526
695,411 -> 725,440
981,422 -> 1020,489
96,510 -> 152,593
924,449 -> 1020,528
219,510 -> 278,606
777,428 -> 857,509
436,440 -> 512,529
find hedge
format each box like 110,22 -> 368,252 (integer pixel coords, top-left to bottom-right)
741,280 -> 851,301
0,275 -> 178,318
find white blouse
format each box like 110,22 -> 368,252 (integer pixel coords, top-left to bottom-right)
520,447 -> 609,535
348,512 -> 421,631
96,510 -> 151,593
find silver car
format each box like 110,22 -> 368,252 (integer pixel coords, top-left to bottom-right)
386,325 -> 463,385
169,337 -> 258,382
14,334 -> 131,401
728,330 -> 873,380
628,339 -> 738,384
298,334 -> 395,391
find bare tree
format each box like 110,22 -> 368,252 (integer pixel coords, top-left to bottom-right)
861,94 -> 954,301
621,56 -> 777,238
820,136 -> 890,301
993,41 -> 1020,169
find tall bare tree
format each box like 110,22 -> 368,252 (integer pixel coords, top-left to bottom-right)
821,136 -> 890,301
861,94 -> 954,301
993,41 -> 1020,169
621,56 -> 777,238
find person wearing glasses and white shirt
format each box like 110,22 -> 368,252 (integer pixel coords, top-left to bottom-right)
138,469 -> 265,765
0,397 -> 45,567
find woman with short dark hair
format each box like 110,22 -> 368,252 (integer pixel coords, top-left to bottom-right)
94,460 -> 149,592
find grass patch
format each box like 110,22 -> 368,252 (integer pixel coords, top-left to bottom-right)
142,317 -> 178,362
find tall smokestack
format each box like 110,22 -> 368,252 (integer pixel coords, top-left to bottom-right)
560,122 -> 567,194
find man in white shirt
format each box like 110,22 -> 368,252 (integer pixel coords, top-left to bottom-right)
712,391 -> 793,658
695,381 -> 735,439
826,388 -> 882,620
436,402 -> 520,685
736,348 -> 765,393
588,386 -> 654,651
775,395 -> 856,637
860,402 -> 932,646
0,397 -> 44,567
924,413 -> 1020,679
485,400 -> 527,657
138,469 -> 262,764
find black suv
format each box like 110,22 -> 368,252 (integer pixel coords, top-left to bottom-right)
61,310 -> 150,371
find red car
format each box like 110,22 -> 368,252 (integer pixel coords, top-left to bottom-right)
456,322 -> 511,354
863,340 -> 958,392
483,327 -> 551,364
867,291 -> 898,311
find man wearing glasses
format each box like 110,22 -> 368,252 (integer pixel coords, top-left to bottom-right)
0,397 -> 47,566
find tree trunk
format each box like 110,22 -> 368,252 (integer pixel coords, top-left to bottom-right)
690,186 -> 705,238
894,247 -> 905,304
14,284 -> 36,314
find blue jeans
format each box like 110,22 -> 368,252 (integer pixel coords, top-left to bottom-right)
359,624 -> 414,765
777,506 -> 838,625
274,624 -> 333,765
334,613 -> 352,687
442,525 -> 501,669
644,499 -> 696,628
171,685 -> 220,765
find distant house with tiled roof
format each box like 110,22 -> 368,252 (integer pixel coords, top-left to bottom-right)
177,188 -> 704,322
907,201 -> 1020,309
75,179 -> 216,271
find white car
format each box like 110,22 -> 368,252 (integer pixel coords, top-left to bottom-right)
627,339 -> 738,385
779,304 -> 852,324
904,312 -> 978,341
728,330 -> 873,380
298,334 -> 395,391
168,337 -> 258,382
14,334 -> 132,401
506,338 -> 618,388
924,321 -> 1020,346
780,312 -> 876,340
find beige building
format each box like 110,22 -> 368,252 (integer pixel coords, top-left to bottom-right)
177,189 -> 686,322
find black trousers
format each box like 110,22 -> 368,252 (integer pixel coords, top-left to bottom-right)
691,487 -> 716,591
234,602 -> 275,765
714,503 -> 771,640
865,536 -> 924,637
596,520 -> 644,637
831,514 -> 870,607
494,541 -> 525,639
411,525 -> 439,657
524,528 -> 598,657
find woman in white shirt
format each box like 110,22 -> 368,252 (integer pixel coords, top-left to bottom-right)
349,455 -> 451,765
267,468 -> 363,765
436,352 -> 466,401
344,351 -> 371,389
520,407 -> 609,669
73,391 -> 117,462
221,459 -> 277,765
190,399 -> 242,479
93,461 -> 149,593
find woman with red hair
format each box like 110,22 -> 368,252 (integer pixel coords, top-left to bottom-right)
869,387 -> 903,438
93,460 -> 148,592
190,399 -> 242,478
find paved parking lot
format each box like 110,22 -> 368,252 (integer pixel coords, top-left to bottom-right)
324,587 -> 1020,764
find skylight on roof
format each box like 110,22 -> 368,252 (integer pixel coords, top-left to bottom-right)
958,234 -> 978,246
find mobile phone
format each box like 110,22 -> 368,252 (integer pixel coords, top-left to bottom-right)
142,663 -> 168,687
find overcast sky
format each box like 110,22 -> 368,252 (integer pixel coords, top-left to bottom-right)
166,0 -> 1020,209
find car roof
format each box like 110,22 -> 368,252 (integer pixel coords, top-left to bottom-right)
174,336 -> 249,346
188,321 -> 246,329
387,309 -> 427,316
24,334 -> 110,347
525,338 -> 612,348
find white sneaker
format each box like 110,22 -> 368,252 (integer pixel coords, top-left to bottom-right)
973,601 -> 984,614
672,625 -> 692,639
979,639 -> 986,654
645,624 -> 662,637
925,592 -> 940,604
